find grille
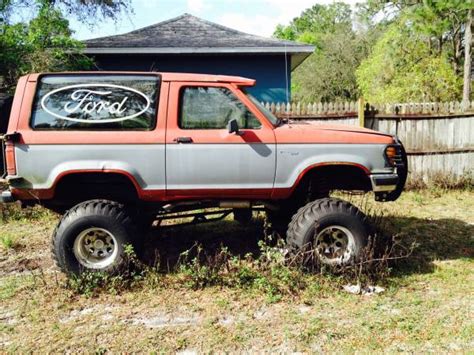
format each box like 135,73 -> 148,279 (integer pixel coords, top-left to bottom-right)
392,145 -> 405,168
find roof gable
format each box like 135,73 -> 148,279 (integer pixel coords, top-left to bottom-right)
84,13 -> 313,52
83,14 -> 314,70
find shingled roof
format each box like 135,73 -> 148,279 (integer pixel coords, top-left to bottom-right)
84,13 -> 314,70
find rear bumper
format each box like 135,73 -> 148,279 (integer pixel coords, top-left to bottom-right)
370,173 -> 399,192
0,190 -> 15,203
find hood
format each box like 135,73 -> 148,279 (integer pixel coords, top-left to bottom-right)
274,122 -> 395,144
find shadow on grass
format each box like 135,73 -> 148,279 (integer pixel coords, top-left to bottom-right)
141,218 -> 266,271
377,216 -> 474,276
140,215 -> 474,277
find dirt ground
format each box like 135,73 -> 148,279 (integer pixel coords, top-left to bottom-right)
0,190 -> 473,352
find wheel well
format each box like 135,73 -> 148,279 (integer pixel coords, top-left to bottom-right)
296,165 -> 371,198
52,172 -> 139,208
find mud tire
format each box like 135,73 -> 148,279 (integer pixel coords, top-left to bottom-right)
52,199 -> 140,275
286,198 -> 370,266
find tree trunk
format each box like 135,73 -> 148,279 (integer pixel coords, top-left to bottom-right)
462,9 -> 472,110
452,25 -> 463,75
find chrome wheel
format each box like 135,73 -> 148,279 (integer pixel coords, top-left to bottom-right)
73,227 -> 118,269
314,225 -> 355,265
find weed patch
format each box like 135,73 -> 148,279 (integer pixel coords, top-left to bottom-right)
0,203 -> 55,223
65,231 -> 411,301
406,172 -> 473,191
65,245 -> 160,297
0,232 -> 16,250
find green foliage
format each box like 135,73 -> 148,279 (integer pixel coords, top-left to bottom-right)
274,2 -> 367,102
0,232 -> 15,249
0,0 -> 130,91
177,245 -> 230,289
356,20 -> 462,102
274,2 -> 352,46
0,203 -> 54,223
275,1 -> 471,102
177,241 -> 307,302
291,30 -> 370,102
0,3 -> 93,91
1,0 -> 130,25
66,244 -> 159,297
356,0 -> 472,102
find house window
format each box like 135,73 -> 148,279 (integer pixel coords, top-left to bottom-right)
31,74 -> 160,130
179,86 -> 262,129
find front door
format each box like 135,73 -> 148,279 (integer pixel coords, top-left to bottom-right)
165,82 -> 276,199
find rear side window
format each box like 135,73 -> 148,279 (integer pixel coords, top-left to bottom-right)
31,74 -> 160,130
179,86 -> 261,129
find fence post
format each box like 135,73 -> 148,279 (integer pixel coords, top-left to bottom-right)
358,97 -> 365,128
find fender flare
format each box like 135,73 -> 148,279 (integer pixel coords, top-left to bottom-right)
272,162 -> 371,199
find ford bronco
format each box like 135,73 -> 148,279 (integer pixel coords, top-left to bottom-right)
0,72 -> 407,274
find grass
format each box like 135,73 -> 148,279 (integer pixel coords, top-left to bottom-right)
0,233 -> 15,250
0,189 -> 473,352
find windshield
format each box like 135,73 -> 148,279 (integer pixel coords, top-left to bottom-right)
246,93 -> 279,126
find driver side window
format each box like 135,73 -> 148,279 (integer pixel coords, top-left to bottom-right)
179,86 -> 262,129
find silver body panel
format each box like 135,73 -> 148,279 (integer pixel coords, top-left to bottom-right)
274,144 -> 392,189
14,144 -> 166,190
14,143 -> 393,192
166,143 -> 276,190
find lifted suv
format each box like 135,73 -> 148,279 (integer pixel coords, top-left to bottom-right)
0,72 -> 407,274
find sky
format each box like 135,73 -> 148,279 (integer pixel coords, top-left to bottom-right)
71,0 -> 360,40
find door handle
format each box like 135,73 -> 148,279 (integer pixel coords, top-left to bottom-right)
174,137 -> 193,144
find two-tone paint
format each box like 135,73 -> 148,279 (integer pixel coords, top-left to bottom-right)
4,72 -> 399,203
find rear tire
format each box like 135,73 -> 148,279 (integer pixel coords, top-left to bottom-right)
52,199 -> 140,274
287,198 -> 370,266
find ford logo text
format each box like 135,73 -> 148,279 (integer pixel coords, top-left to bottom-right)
40,84 -> 151,123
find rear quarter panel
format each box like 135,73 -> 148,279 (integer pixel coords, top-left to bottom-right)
11,74 -> 168,201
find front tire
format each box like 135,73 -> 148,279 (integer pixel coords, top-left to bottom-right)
287,198 -> 370,266
52,200 -> 139,274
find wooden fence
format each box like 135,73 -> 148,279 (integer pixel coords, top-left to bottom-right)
262,100 -> 474,116
262,100 -> 474,184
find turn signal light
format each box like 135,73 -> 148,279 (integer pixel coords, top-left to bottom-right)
385,146 -> 397,167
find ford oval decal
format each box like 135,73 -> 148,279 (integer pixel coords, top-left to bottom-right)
40,83 -> 151,123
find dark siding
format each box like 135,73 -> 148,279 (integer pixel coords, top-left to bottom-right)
90,54 -> 291,102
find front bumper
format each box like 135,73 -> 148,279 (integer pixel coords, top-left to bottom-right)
370,173 -> 399,192
371,140 -> 409,202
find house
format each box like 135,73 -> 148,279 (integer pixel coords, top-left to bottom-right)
83,14 -> 314,102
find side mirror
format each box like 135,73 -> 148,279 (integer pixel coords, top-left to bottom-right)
227,118 -> 239,134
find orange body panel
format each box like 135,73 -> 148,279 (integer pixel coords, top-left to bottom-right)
273,124 -> 394,144
25,72 -> 256,85
16,76 -> 169,145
